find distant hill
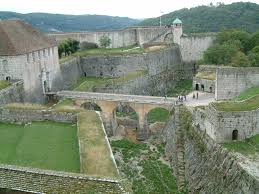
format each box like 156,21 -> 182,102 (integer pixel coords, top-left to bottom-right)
0,12 -> 140,32
139,2 -> 259,33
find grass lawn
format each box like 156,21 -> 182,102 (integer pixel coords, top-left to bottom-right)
60,46 -> 145,63
195,72 -> 216,80
4,103 -> 48,110
223,135 -> 259,156
234,86 -> 259,101
111,138 -> 180,194
147,108 -> 170,123
53,99 -> 84,113
167,80 -> 192,97
74,70 -> 147,92
77,111 -> 118,177
0,80 -> 11,90
0,121 -> 80,173
212,95 -> 259,112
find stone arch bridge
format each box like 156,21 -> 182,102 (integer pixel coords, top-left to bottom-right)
56,91 -> 177,140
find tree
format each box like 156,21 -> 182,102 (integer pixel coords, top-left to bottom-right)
231,51 -> 251,67
247,32 -> 259,51
248,45 -> 259,66
99,36 -> 111,48
58,38 -> 80,58
204,42 -> 239,65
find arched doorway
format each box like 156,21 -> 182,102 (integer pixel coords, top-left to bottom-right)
209,86 -> 213,93
195,84 -> 199,91
115,103 -> 139,141
232,130 -> 238,140
147,107 -> 170,135
201,84 -> 205,91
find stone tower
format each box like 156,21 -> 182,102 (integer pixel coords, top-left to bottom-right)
173,18 -> 183,45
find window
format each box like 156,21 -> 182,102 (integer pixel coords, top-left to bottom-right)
38,51 -> 41,60
32,52 -> 35,62
27,54 -> 30,63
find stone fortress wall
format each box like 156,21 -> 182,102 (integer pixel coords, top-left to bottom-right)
193,105 -> 259,143
48,26 -> 172,48
48,26 -> 215,63
0,164 -> 124,194
60,46 -> 193,96
216,67 -> 259,100
0,81 -> 24,105
163,106 -> 259,194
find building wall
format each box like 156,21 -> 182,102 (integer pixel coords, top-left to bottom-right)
0,46 -> 63,103
215,67 -> 259,100
180,35 -> 215,62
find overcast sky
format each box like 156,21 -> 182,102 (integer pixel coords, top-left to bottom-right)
1,0 -> 259,19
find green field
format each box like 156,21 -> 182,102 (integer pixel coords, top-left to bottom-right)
213,95 -> 259,112
223,135 -> 259,156
74,70 -> 147,92
0,121 -> 80,172
60,46 -> 145,63
0,80 -> 10,90
147,108 -> 170,123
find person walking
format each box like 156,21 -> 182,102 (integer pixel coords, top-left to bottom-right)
193,93 -> 195,99
196,92 -> 199,99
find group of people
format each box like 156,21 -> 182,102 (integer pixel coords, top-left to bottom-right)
177,95 -> 186,102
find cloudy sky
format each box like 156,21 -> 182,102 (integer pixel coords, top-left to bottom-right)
1,0 -> 259,18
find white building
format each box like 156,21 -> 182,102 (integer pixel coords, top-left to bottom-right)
0,19 -> 63,102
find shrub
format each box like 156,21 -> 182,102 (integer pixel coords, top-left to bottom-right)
99,36 -> 111,48
80,41 -> 98,50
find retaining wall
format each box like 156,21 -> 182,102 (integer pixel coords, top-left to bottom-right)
0,164 -> 123,194
0,108 -> 76,123
0,81 -> 24,105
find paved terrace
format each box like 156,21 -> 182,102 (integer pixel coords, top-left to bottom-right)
57,91 -> 177,105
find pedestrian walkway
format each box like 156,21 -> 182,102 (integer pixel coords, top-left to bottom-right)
183,92 -> 215,107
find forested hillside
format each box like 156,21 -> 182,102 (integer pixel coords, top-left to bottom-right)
0,12 -> 140,32
139,2 -> 259,33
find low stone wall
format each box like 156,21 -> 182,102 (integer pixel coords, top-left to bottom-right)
0,108 -> 76,123
193,105 -> 259,143
0,164 -> 124,194
163,106 -> 259,193
193,77 -> 215,93
216,67 -> 259,100
0,81 -> 24,105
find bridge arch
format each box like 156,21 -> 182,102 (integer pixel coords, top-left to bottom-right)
80,101 -> 102,111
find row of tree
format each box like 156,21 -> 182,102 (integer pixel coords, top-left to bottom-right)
203,29 -> 259,67
58,36 -> 111,58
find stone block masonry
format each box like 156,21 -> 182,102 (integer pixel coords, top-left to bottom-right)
163,106 -> 259,194
0,81 -> 24,105
216,66 -> 259,100
193,105 -> 259,143
0,164 -> 124,194
0,108 -> 76,124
